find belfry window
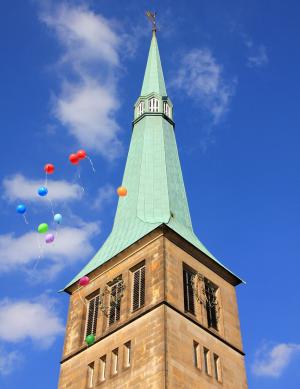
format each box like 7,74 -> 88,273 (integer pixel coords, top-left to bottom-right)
108,278 -> 123,326
85,294 -> 100,338
205,279 -> 218,330
138,101 -> 145,116
163,101 -> 170,117
132,262 -> 146,311
149,97 -> 159,112
183,266 -> 195,315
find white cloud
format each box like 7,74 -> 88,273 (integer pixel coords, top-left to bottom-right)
0,297 -> 64,349
41,4 -> 120,67
247,44 -> 268,68
55,79 -> 122,158
93,183 -> 115,210
172,48 -> 236,123
0,349 -> 21,376
0,221 -> 99,278
252,343 -> 300,378
3,174 -> 83,203
39,3 -> 123,158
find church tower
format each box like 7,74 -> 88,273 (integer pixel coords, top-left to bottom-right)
58,23 -> 248,389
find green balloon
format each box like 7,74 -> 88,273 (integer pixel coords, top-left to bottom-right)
38,223 -> 49,234
85,334 -> 95,346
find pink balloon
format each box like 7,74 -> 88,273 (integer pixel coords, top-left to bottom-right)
45,233 -> 54,244
79,276 -> 89,286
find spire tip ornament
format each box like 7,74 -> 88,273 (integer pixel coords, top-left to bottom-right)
146,11 -> 157,33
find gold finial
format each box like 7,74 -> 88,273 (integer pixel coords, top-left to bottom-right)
146,11 -> 157,32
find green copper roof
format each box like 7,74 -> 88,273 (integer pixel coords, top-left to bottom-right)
63,32 -> 242,291
141,31 -> 167,96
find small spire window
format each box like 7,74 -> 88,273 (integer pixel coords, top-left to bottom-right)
163,102 -> 170,117
138,101 -> 145,116
149,97 -> 159,112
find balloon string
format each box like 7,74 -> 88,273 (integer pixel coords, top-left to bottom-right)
47,197 -> 55,218
76,165 -> 85,193
32,233 -> 43,271
87,156 -> 96,173
77,284 -> 87,306
23,214 -> 29,224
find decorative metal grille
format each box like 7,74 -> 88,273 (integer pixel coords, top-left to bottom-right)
108,279 -> 126,326
191,273 -> 220,328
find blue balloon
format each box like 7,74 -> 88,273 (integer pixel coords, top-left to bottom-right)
54,213 -> 62,224
38,186 -> 48,197
16,204 -> 26,214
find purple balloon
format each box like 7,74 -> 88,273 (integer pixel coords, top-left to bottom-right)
45,233 -> 55,244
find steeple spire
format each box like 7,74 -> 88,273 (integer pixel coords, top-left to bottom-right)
63,24 -> 242,291
141,14 -> 167,96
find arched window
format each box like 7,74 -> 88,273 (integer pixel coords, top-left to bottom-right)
138,101 -> 144,116
163,102 -> 170,117
149,98 -> 159,112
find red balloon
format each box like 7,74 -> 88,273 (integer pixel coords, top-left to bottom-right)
77,149 -> 87,160
44,164 -> 55,174
69,153 -> 79,165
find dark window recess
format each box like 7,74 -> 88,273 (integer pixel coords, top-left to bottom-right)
108,280 -> 122,326
183,268 -> 195,315
132,265 -> 145,311
205,279 -> 218,330
85,295 -> 99,337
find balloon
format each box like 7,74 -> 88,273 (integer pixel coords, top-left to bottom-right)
77,149 -> 87,160
16,204 -> 26,214
38,186 -> 48,196
69,153 -> 79,165
38,223 -> 49,233
117,186 -> 127,197
45,233 -> 54,243
79,276 -> 90,287
85,334 -> 95,346
54,213 -> 62,224
44,164 -> 55,174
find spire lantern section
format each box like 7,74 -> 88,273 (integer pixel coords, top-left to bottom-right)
134,30 -> 173,124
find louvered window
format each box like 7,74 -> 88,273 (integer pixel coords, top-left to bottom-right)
108,280 -> 122,326
138,101 -> 145,116
132,265 -> 145,311
205,279 -> 218,330
183,267 -> 195,315
149,97 -> 159,112
85,294 -> 99,338
163,101 -> 170,117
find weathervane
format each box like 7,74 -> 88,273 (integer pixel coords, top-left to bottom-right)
146,11 -> 157,32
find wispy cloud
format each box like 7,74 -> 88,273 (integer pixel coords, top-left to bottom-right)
0,221 -> 99,279
247,45 -> 268,68
0,348 -> 21,376
93,183 -> 115,210
243,36 -> 269,68
0,296 -> 64,349
172,48 -> 236,124
39,3 -> 124,159
252,342 -> 300,378
2,174 -> 83,203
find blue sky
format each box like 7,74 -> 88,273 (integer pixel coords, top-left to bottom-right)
1,0 -> 300,388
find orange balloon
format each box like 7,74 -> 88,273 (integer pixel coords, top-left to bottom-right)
117,186 -> 127,197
